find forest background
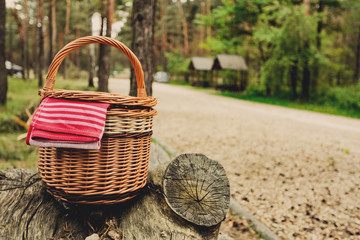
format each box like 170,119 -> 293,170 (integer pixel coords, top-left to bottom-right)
0,0 -> 360,167
1,0 -> 360,110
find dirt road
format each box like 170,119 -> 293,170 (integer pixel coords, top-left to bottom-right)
110,79 -> 360,239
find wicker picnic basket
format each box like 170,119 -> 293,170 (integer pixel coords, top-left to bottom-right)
37,36 -> 157,205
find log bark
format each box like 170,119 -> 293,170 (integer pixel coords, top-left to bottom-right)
0,145 -> 230,240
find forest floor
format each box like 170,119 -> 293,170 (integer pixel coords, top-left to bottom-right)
110,78 -> 360,240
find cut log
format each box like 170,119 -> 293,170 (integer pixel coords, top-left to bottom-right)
0,144 -> 230,239
163,154 -> 230,227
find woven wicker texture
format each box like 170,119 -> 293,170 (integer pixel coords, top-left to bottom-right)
105,116 -> 153,134
39,89 -> 157,107
38,136 -> 151,205
37,36 -> 156,205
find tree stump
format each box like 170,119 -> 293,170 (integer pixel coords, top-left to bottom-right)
163,154 -> 230,227
0,144 -> 230,240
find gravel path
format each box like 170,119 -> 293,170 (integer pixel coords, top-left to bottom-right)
110,79 -> 360,240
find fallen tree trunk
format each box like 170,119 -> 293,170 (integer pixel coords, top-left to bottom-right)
0,144 -> 230,240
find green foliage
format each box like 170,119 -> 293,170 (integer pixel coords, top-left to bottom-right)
197,0 -> 360,105
316,85 -> 360,111
0,78 -> 40,132
218,84 -> 360,119
240,81 -> 360,113
165,52 -> 190,75
200,0 -> 267,53
254,3 -> 326,97
199,37 -> 237,54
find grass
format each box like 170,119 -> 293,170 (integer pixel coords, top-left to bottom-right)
169,80 -> 190,86
0,76 -> 96,169
0,133 -> 38,169
218,92 -> 360,119
169,80 -> 360,119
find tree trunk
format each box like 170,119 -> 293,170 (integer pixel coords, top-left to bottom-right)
160,0 -> 168,72
99,0 -> 105,36
316,1 -> 323,50
48,0 -> 53,66
88,46 -> 95,87
8,8 -> 13,71
97,0 -> 105,89
312,0 -> 324,93
75,29 -> 81,68
302,54 -> 310,101
0,0 -> 7,105
199,0 -> 206,55
97,0 -> 114,92
75,1 -> 81,69
354,25 -> 360,85
32,23 -> 38,76
130,0 -> 156,96
23,0 -> 29,79
0,146 -> 229,239
13,8 -> 25,79
176,0 -> 189,55
63,0 -> 71,79
51,0 -> 57,57
206,0 -> 211,39
290,60 -> 298,99
88,14 -> 95,88
240,50 -> 250,91
37,0 -> 44,87
265,82 -> 271,96
302,0 -> 311,101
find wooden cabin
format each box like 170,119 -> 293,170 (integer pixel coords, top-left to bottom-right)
212,54 -> 248,91
188,57 -> 214,87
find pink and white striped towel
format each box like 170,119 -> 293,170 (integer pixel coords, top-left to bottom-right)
26,97 -> 110,149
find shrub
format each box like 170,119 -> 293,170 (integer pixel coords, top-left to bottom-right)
316,85 -> 360,111
165,52 -> 190,80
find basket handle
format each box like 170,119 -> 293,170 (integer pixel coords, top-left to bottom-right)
44,36 -> 147,97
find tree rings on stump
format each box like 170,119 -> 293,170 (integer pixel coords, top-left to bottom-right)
163,153 -> 230,227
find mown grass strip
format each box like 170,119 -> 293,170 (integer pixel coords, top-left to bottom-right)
218,92 -> 360,119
